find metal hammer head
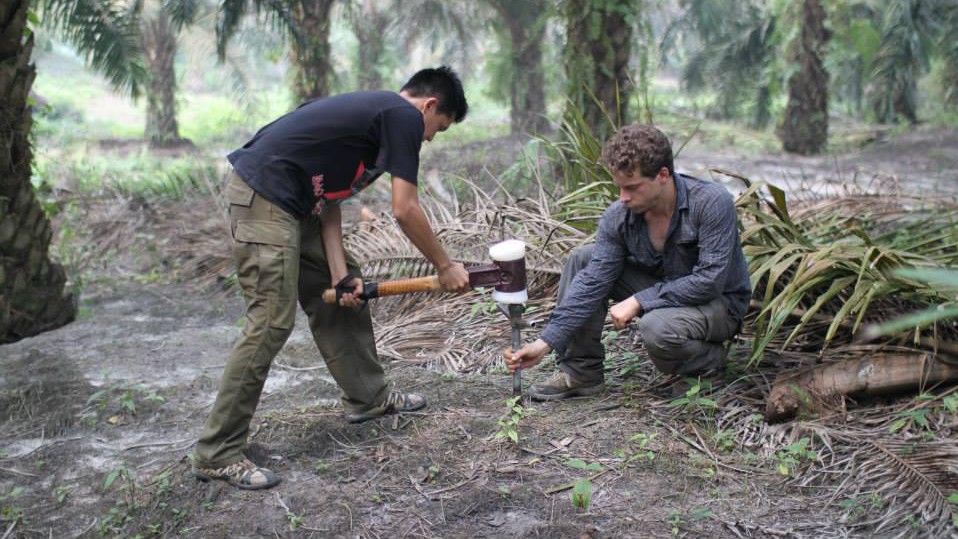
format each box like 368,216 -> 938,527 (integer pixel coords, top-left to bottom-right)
488,239 -> 527,304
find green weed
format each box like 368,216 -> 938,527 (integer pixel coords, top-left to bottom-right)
669,379 -> 718,416
494,396 -> 525,445
774,437 -> 818,476
0,486 -> 25,523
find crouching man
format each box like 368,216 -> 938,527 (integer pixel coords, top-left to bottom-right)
506,124 -> 751,399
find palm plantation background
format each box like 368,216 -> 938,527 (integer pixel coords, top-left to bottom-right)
3,0 -> 958,537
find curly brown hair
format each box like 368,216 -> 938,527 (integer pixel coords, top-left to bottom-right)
600,124 -> 674,178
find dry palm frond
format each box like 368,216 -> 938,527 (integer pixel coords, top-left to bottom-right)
709,353 -> 958,539
348,184 -> 587,372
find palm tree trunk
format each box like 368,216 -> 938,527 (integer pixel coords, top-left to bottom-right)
505,11 -> 548,134
780,0 -> 831,155
290,0 -> 336,102
354,0 -> 388,90
563,0 -> 635,140
142,11 -> 186,148
0,0 -> 76,343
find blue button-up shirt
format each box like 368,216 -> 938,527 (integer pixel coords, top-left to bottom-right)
540,173 -> 752,351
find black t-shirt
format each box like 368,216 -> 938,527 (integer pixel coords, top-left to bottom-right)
228,91 -> 424,218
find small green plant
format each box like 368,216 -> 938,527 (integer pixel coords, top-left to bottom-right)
942,395 -> 958,413
666,507 -> 712,536
497,485 -> 511,497
469,288 -> 499,317
774,437 -> 818,476
53,485 -> 72,504
839,493 -> 884,521
495,396 -> 525,444
667,510 -> 684,536
426,464 -> 440,482
669,379 -> 718,415
286,510 -> 304,531
614,432 -> 657,465
712,429 -> 737,453
571,479 -> 593,509
82,380 -> 165,424
1,486 -> 25,523
564,459 -> 603,509
889,408 -> 932,434
947,492 -> 958,529
564,458 -> 603,472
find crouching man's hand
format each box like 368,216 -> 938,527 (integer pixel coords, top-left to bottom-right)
610,296 -> 642,329
504,338 -> 552,373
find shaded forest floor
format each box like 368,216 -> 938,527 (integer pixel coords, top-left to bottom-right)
3,125 -> 958,538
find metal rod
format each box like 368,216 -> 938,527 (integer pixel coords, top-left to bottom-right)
509,304 -> 523,397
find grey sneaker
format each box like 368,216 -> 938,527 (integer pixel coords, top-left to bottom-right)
346,390 -> 427,424
528,371 -> 605,401
193,458 -> 280,490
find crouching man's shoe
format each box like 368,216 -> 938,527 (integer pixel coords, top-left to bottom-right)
193,458 -> 280,490
528,371 -> 605,401
346,390 -> 427,424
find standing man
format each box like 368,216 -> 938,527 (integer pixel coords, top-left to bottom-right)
506,124 -> 751,400
193,67 -> 471,490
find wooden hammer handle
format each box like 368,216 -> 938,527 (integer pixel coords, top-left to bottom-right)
376,276 -> 442,296
321,275 -> 441,304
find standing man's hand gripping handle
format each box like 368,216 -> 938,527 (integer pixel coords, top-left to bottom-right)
391,177 -> 469,292
319,204 -> 365,308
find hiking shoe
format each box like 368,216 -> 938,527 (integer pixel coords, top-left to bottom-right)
346,390 -> 427,424
528,371 -> 605,401
192,458 -> 281,490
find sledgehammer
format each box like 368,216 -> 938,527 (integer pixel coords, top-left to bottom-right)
321,239 -> 529,396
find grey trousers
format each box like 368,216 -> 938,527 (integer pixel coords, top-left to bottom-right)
194,172 -> 388,469
556,244 -> 741,383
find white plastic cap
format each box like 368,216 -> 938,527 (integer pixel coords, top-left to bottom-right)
488,239 -> 525,262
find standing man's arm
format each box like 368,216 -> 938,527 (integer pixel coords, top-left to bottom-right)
319,204 -> 366,308
391,177 -> 470,292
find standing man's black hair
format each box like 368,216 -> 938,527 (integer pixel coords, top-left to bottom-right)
400,66 -> 468,123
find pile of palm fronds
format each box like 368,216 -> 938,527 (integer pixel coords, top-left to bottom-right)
733,175 -> 958,365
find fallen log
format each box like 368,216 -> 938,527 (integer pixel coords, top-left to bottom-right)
765,353 -> 958,422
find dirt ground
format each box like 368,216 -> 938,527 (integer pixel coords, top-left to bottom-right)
2,125 -> 958,539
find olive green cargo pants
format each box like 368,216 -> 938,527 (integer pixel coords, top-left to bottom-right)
194,172 -> 389,469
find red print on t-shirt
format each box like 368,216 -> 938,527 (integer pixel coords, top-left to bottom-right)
311,174 -> 325,198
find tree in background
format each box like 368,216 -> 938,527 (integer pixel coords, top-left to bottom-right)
0,1 -> 85,343
486,0 -> 550,134
349,0 -> 390,90
870,0 -> 958,123
675,0 -> 779,128
563,0 -> 637,140
869,0 -> 931,124
42,0 -> 199,148
780,0 -> 831,155
827,1 -> 880,118
345,0 -> 476,93
217,0 -> 335,103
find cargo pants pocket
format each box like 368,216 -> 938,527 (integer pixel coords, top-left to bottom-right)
232,219 -> 300,331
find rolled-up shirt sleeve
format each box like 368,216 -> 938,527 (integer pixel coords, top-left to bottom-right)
632,189 -> 738,312
540,206 -> 628,351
